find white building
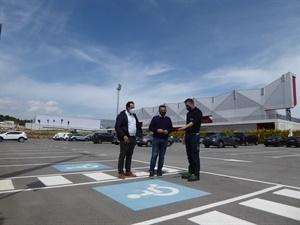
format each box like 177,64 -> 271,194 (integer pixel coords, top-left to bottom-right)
135,72 -> 299,131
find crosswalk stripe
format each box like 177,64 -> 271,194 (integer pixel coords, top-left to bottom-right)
84,172 -> 116,181
38,176 -> 73,186
188,210 -> 257,225
240,198 -> 300,221
0,179 -> 15,191
273,189 -> 300,200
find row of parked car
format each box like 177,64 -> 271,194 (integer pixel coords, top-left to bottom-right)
201,132 -> 300,148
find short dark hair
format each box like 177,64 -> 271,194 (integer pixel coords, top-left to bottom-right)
126,101 -> 134,108
159,105 -> 166,111
184,98 -> 194,104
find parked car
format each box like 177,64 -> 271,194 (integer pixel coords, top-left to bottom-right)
202,132 -> 238,148
68,134 -> 89,141
136,134 -> 174,147
63,133 -> 72,141
233,132 -> 258,145
286,136 -> 300,147
53,132 -> 68,140
112,133 -> 120,145
264,136 -> 286,147
91,132 -> 115,144
0,131 -> 28,142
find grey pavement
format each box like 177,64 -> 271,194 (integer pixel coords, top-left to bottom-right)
0,140 -> 299,225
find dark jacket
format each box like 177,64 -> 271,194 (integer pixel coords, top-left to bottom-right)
115,110 -> 143,141
149,115 -> 173,139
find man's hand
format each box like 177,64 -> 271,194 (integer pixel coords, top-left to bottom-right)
157,129 -> 164,133
177,126 -> 186,131
123,136 -> 129,143
163,130 -> 168,134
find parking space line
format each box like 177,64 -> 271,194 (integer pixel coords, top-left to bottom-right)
188,210 -> 256,225
273,189 -> 300,199
240,198 -> 300,221
201,157 -> 252,163
132,185 -> 283,225
268,154 -> 300,159
38,176 -> 73,186
0,179 -> 15,191
0,155 -> 83,160
0,152 -> 78,155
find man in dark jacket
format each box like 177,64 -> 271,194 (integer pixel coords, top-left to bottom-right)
115,101 -> 142,179
148,105 -> 173,178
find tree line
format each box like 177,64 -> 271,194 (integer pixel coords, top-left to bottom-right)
0,115 -> 31,126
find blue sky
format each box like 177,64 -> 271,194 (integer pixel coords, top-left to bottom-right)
0,0 -> 299,120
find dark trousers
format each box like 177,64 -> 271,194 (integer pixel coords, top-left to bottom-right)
185,133 -> 200,177
118,137 -> 136,173
150,137 -> 168,174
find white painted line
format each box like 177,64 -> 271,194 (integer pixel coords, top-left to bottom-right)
132,185 -> 283,225
201,157 -> 253,163
84,172 -> 116,181
0,155 -> 81,160
132,171 -> 149,176
273,189 -> 300,200
188,210 -> 257,225
0,152 -> 75,155
270,154 -> 300,159
240,198 -> 300,221
228,151 -> 282,155
0,180 -> 15,191
84,151 -> 90,154
0,159 -> 118,167
38,176 -> 73,186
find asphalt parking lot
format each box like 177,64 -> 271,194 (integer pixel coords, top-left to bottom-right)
0,140 -> 299,225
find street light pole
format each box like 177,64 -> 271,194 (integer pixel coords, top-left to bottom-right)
116,83 -> 122,118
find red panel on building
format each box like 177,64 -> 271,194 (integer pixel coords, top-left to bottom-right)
292,76 -> 297,106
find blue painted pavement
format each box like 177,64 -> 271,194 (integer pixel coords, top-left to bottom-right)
93,180 -> 211,211
52,163 -> 111,172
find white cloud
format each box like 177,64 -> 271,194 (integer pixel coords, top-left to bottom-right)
27,100 -> 63,114
0,97 -> 22,110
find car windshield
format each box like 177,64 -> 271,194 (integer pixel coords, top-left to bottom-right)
205,133 -> 216,136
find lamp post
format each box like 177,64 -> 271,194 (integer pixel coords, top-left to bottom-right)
116,83 -> 122,117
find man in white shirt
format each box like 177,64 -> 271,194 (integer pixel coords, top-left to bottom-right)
115,101 -> 143,179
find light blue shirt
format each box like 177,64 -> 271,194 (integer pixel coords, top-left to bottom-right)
126,110 -> 136,136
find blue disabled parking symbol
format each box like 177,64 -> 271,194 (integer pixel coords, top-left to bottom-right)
52,163 -> 111,172
93,180 -> 211,211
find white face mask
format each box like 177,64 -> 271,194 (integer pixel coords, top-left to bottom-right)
129,109 -> 135,114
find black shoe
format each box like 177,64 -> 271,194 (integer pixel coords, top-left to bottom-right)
149,172 -> 154,179
181,172 -> 192,179
157,172 -> 162,178
188,174 -> 200,182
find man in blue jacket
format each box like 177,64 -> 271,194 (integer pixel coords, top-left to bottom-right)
148,105 -> 173,178
115,101 -> 143,179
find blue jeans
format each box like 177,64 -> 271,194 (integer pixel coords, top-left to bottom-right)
185,133 -> 200,177
149,137 -> 168,174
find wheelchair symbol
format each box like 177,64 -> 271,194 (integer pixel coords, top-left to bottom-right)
127,184 -> 179,199
65,164 -> 99,170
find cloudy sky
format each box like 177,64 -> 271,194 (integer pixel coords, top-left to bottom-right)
0,0 -> 299,120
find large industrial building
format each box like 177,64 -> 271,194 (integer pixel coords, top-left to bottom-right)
135,72 -> 299,131
26,72 -> 299,132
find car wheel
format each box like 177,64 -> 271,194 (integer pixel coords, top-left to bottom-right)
18,137 -> 25,142
233,143 -> 238,148
146,141 -> 152,147
98,140 -> 103,144
255,141 -> 258,145
286,145 -> 290,147
245,141 -> 249,146
264,144 -> 269,147
93,141 -> 98,144
138,144 -> 143,147
72,138 -> 76,141
60,137 -> 63,140
204,144 -> 210,148
167,141 -> 171,147
0,137 -> 3,142
85,138 -> 89,141
217,141 -> 224,148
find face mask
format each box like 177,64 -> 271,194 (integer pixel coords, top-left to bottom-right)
159,112 -> 166,117
129,109 -> 135,114
186,106 -> 192,112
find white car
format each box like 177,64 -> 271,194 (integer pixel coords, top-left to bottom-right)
53,132 -> 68,140
0,131 -> 28,142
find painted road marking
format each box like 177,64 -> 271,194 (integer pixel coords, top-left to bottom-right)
269,154 -> 300,159
273,189 -> 300,199
38,176 -> 73,186
132,185 -> 283,225
201,157 -> 252,163
0,180 -> 15,191
188,210 -> 256,225
240,198 -> 300,221
0,155 -> 81,160
53,163 -> 112,172
94,180 -> 210,211
84,172 -> 116,181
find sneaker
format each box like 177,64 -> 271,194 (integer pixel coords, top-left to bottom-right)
149,173 -> 154,179
125,172 -> 137,177
181,172 -> 192,179
157,172 -> 162,178
118,173 -> 125,179
188,174 -> 200,182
